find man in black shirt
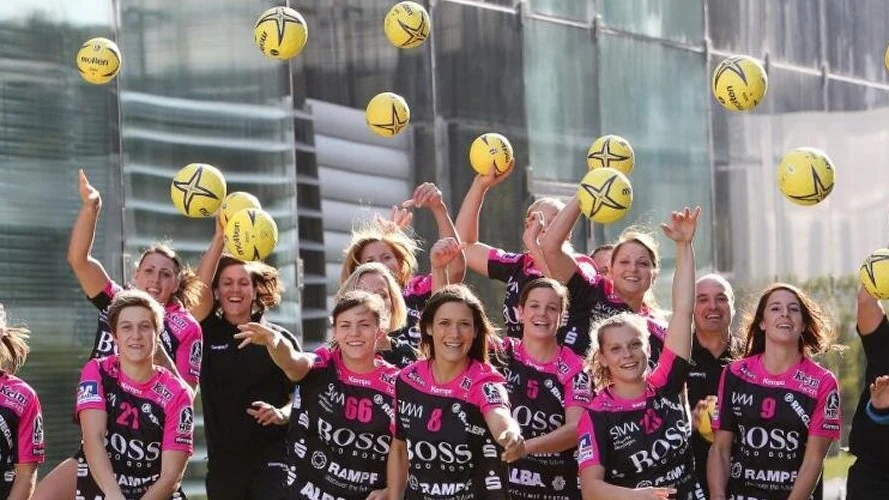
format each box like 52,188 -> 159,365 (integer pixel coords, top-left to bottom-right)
846,286 -> 889,499
688,273 -> 738,497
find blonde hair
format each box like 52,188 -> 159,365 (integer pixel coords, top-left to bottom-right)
340,219 -> 420,288
0,304 -> 30,375
586,312 -> 650,389
612,227 -> 661,311
337,263 -> 407,332
527,197 -> 565,221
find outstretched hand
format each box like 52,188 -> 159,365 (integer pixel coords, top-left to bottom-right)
476,162 -> 513,190
233,322 -> 280,349
78,169 -> 102,210
403,182 -> 444,212
871,375 -> 889,410
661,206 -> 700,244
430,237 -> 463,269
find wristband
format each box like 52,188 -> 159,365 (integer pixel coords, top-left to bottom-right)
866,400 -> 889,425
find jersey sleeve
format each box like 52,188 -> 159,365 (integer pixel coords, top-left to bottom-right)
809,372 -> 841,439
646,347 -> 690,395
861,316 -> 889,385
16,390 -> 44,464
486,248 -> 524,283
76,359 -> 106,416
174,320 -> 202,387
394,376 -> 407,441
577,410 -> 604,470
163,389 -> 195,454
470,373 -> 511,416
711,365 -> 735,432
89,280 -> 121,311
564,368 -> 593,408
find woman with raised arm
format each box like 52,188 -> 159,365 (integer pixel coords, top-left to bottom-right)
387,284 -> 524,500
455,168 -> 598,352
36,170 -> 202,500
577,207 -> 701,500
707,283 -> 840,500
0,303 -> 45,500
234,290 -> 399,500
75,290 -> 193,500
191,214 -> 300,500
341,183 -> 465,352
540,194 -> 667,359
499,278 -> 592,500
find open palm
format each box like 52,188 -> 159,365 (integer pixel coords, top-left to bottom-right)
661,206 -> 700,244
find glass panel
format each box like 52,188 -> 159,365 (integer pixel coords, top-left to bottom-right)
598,35 -> 712,283
707,0 -> 768,54
523,19 -> 597,181
0,0 -> 120,471
765,0 -> 821,68
600,0 -> 704,45
527,0 -> 592,21
826,0 -> 889,83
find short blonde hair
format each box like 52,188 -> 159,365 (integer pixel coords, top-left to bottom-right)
337,263 -> 406,332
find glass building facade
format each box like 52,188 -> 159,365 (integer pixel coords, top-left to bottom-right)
0,0 -> 887,496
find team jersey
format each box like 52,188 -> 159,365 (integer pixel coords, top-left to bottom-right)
566,266 -> 667,362
713,354 -> 841,499
394,274 -> 432,349
578,348 -> 703,500
90,280 -> 202,386
499,337 -> 592,499
200,312 -> 299,459
75,356 -> 193,499
0,373 -> 44,499
286,346 -> 398,499
380,336 -> 419,368
395,359 -> 510,500
487,249 -> 598,345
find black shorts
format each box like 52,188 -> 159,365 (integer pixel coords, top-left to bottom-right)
847,458 -> 889,500
74,451 -> 187,500
206,442 -> 290,500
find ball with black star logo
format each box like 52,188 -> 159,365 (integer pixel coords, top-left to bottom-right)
587,134 -> 635,175
384,1 -> 431,49
860,248 -> 889,300
170,163 -> 227,217
776,147 -> 835,206
254,6 -> 308,60
366,92 -> 411,137
577,167 -> 633,224
712,54 -> 768,111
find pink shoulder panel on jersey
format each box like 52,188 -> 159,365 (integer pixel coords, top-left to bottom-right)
575,254 -> 598,280
801,359 -> 842,439
647,347 -> 678,390
576,411 -> 602,469
76,358 -> 106,416
1,375 -> 44,464
644,313 -> 668,342
403,274 -> 432,298
104,280 -> 123,299
327,348 -> 398,397
466,361 -> 510,416
165,303 -> 202,386
487,247 -> 524,265
159,371 -> 195,455
558,349 -> 593,408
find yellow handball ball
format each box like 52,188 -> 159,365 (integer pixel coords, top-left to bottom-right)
220,192 -> 262,228
587,134 -> 635,175
469,133 -> 514,176
384,1 -> 431,49
254,6 -> 308,60
776,147 -> 835,206
712,55 -> 768,112
225,208 -> 279,261
577,168 -> 633,224
860,248 -> 889,300
697,398 -> 717,443
366,92 -> 411,137
170,163 -> 227,218
76,37 -> 121,85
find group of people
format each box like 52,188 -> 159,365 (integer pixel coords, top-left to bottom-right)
0,165 -> 882,499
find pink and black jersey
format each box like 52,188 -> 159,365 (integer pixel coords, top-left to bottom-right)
90,280 -> 202,386
577,348 -> 703,499
713,355 -> 841,499
0,374 -> 44,498
75,356 -> 194,499
396,274 -> 432,348
286,346 -> 398,499
395,360 -> 510,500
566,266 -> 667,362
488,249 -> 599,348
499,337 -> 591,499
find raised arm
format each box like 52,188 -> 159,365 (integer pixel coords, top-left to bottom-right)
455,172 -> 512,277
406,182 -> 465,284
430,237 -> 464,290
67,169 -> 112,298
660,207 -> 700,360
233,322 -> 314,381
191,214 -> 225,322
539,195 -> 584,284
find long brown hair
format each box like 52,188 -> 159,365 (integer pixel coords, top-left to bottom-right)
741,283 -> 834,357
212,255 -> 283,313
137,244 -> 203,309
0,304 -> 30,375
419,285 -> 497,364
